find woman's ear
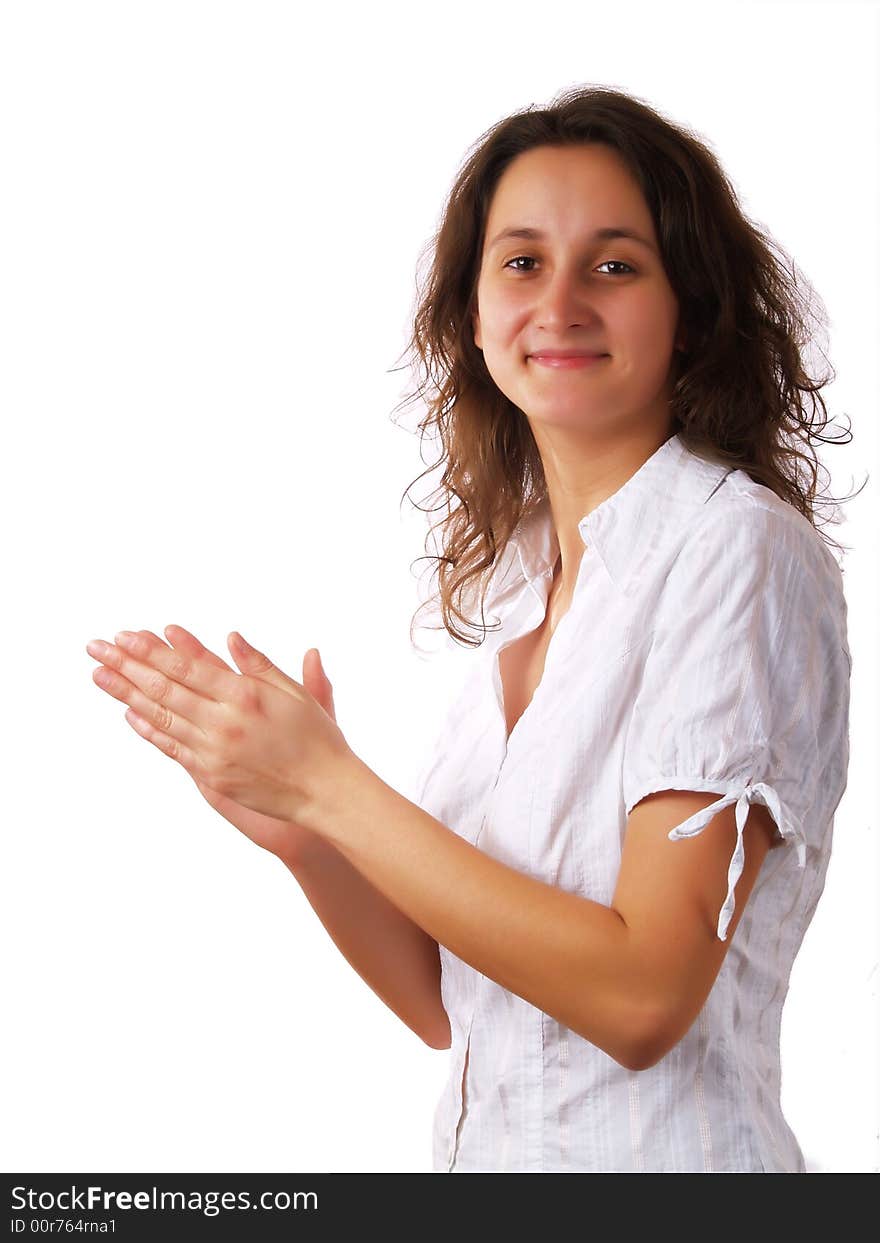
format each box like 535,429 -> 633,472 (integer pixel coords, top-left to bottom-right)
472,308 -> 482,351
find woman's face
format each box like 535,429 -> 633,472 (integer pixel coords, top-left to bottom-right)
473,143 -> 684,437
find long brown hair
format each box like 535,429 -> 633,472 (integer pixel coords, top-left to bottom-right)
391,85 -> 858,650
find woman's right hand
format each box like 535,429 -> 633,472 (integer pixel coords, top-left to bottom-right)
158,628 -> 336,869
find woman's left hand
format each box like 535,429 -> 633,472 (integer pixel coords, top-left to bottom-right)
85,624 -> 354,825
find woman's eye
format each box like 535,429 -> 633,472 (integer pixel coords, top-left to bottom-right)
504,255 -> 537,272
596,260 -> 635,275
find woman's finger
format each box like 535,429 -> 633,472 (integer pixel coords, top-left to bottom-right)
101,627 -> 238,706
122,706 -> 203,776
137,629 -> 174,650
91,663 -> 207,752
163,624 -> 236,673
87,639 -> 212,737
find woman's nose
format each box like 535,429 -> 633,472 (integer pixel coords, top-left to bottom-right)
534,273 -> 601,331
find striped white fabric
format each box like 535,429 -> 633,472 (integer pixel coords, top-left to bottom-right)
414,433 -> 851,1173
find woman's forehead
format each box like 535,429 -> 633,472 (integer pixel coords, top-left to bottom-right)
485,146 -> 655,244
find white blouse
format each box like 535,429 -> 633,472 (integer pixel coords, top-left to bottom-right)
414,432 -> 851,1173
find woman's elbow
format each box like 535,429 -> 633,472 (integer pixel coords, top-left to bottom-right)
425,1032 -> 453,1051
585,997 -> 671,1072
626,1006 -> 689,1071
422,1011 -> 452,1050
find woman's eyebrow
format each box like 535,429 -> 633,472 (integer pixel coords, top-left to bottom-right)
487,225 -> 658,254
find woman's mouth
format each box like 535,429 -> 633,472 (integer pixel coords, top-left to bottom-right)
528,353 -> 610,369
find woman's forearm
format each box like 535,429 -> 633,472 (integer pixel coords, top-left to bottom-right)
283,837 -> 452,1050
303,755 -> 652,1071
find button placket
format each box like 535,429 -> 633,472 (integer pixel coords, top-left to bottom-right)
447,1008 -> 476,1170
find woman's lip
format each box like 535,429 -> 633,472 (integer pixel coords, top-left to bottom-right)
529,353 -> 609,368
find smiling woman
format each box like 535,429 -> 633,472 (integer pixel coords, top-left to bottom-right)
395,86 -> 855,651
386,84 -> 854,1172
86,83 -> 855,1176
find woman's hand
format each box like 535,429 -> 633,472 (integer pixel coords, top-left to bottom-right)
191,643 -> 338,866
166,629 -> 339,866
86,623 -> 352,829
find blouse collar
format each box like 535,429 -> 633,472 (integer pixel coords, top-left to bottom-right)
505,433 -> 736,598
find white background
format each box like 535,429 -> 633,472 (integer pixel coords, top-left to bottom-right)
2,0 -> 877,1173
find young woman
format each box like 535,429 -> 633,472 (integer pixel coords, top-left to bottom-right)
86,86 -> 853,1173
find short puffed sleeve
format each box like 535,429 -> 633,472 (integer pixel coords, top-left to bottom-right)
622,502 -> 851,941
